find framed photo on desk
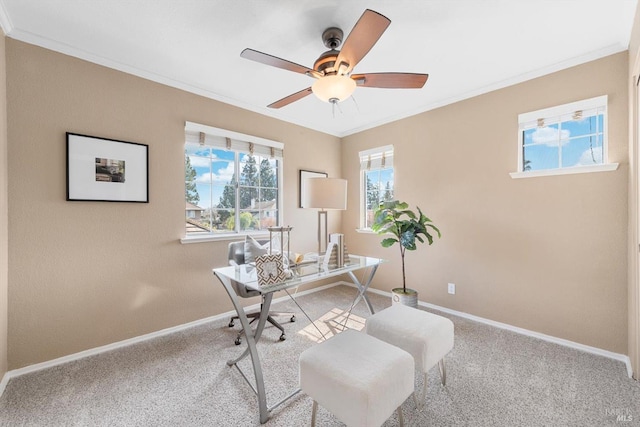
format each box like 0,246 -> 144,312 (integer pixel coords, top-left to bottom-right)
255,254 -> 287,286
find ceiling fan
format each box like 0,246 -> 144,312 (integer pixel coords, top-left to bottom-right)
240,9 -> 428,109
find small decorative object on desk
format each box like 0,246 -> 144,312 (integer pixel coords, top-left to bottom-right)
256,253 -> 288,286
267,226 -> 293,266
328,233 -> 350,267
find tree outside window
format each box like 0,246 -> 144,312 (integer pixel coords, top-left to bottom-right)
360,145 -> 394,230
185,144 -> 280,235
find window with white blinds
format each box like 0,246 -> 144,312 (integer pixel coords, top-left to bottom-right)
512,95 -> 617,178
184,122 -> 283,239
359,145 -> 394,229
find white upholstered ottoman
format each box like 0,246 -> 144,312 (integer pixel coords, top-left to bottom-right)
364,304 -> 454,406
299,329 -> 414,427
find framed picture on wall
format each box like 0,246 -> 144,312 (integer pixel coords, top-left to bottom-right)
299,169 -> 327,208
66,133 -> 149,203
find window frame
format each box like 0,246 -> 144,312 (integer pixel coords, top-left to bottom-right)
510,95 -> 618,179
358,145 -> 394,231
181,122 -> 284,244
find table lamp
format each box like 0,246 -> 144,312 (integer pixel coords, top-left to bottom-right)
303,177 -> 347,256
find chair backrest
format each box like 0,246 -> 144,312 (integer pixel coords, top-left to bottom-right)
228,241 -> 246,265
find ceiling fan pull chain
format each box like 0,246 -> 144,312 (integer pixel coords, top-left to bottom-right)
331,99 -> 345,118
351,95 -> 360,113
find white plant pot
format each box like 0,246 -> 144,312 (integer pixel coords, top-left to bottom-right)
391,288 -> 418,308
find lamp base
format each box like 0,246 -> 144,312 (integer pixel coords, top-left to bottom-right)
317,210 -> 329,257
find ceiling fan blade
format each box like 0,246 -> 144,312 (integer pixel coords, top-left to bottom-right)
267,87 -> 313,109
335,9 -> 391,74
241,48 -> 320,77
351,73 -> 429,88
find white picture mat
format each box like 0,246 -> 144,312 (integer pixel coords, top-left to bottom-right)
67,134 -> 148,202
299,170 -> 327,208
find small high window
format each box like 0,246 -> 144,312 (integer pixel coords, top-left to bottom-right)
512,95 -> 617,178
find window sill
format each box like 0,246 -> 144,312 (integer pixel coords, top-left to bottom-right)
180,232 -> 269,245
509,163 -> 619,179
356,228 -> 377,234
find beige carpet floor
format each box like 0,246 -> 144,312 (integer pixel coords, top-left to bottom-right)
0,284 -> 639,426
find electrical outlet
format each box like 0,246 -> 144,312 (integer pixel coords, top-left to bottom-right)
448,283 -> 456,295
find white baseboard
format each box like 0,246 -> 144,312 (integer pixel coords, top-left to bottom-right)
0,281 -> 340,394
354,283 -> 635,379
0,369 -> 8,396
4,311 -> 232,382
0,280 -> 634,399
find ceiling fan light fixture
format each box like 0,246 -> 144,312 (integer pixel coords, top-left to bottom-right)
312,74 -> 356,103
241,10 -> 427,109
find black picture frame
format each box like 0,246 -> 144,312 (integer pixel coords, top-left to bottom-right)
66,132 -> 149,203
299,169 -> 327,208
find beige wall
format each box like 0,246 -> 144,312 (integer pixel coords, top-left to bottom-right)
6,40 -> 341,370
0,32 -> 8,379
343,52 -> 629,354
3,37 -> 633,369
628,4 -> 640,379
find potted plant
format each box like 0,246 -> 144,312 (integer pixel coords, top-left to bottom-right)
372,200 -> 441,307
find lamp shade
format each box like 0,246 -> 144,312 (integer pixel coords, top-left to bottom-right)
304,178 -> 347,210
311,75 -> 356,103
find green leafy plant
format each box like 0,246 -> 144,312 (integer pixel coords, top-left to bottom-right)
372,200 -> 441,293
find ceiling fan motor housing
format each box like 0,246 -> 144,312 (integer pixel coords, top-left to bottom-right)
314,49 -> 340,75
315,27 -> 346,75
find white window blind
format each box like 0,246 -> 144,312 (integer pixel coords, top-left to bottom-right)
518,95 -> 607,130
359,145 -> 394,171
185,121 -> 283,159
519,105 -> 606,132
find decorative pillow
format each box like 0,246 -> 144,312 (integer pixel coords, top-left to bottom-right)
244,235 -> 268,264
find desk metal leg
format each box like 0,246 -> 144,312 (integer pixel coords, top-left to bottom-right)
347,264 -> 378,315
216,273 -> 272,424
340,265 -> 379,331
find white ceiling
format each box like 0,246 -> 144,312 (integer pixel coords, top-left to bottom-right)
0,1 -> 637,137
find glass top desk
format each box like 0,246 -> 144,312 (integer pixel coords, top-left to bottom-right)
213,255 -> 384,424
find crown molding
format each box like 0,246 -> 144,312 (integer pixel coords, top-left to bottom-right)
1,19 -> 629,139
339,43 -> 628,137
0,0 -> 12,36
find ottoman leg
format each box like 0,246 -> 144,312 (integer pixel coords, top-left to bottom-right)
397,406 -> 404,427
413,372 -> 429,408
413,360 -> 448,408
311,400 -> 318,427
439,358 -> 447,386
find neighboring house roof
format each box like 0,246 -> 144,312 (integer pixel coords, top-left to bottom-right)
185,219 -> 210,233
186,202 -> 204,211
251,199 -> 276,210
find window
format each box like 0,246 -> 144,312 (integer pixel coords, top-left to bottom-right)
183,122 -> 283,239
359,145 -> 394,229
512,95 -> 617,178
